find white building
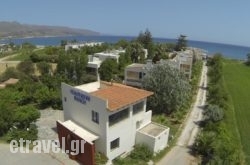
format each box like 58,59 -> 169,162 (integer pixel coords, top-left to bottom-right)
171,50 -> 193,79
124,50 -> 194,87
65,42 -> 103,51
87,49 -> 125,76
58,81 -> 169,164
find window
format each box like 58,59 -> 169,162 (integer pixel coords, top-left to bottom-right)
109,108 -> 129,126
110,138 -> 119,150
64,97 -> 67,102
139,72 -> 143,79
127,71 -> 139,79
92,110 -> 99,124
133,102 -> 144,114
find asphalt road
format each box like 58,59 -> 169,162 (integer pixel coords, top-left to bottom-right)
157,62 -> 207,165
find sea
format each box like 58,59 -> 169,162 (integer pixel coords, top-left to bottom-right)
1,35 -> 250,60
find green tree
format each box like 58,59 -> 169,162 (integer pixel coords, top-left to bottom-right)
193,131 -> 216,157
203,104 -> 224,123
115,39 -> 129,49
137,29 -> 154,59
99,59 -> 118,81
142,63 -> 191,114
175,34 -> 187,51
0,67 -> 27,82
118,52 -> 132,71
57,50 -> 87,84
0,102 -> 14,136
21,42 -> 36,50
246,53 -> 250,65
36,61 -> 52,75
126,42 -> 145,63
17,60 -> 35,76
13,105 -> 40,129
61,40 -> 68,47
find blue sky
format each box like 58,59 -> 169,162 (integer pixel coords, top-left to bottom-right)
1,0 -> 250,46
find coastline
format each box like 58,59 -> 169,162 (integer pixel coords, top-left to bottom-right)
0,35 -> 249,60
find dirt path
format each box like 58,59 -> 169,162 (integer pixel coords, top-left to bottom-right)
157,62 -> 207,165
0,53 -> 19,62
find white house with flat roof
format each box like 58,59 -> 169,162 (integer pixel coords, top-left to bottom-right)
65,42 -> 103,51
87,49 -> 125,70
58,81 -> 169,164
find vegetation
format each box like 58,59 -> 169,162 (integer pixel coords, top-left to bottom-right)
175,34 -> 187,51
125,41 -> 145,63
137,29 -> 154,59
142,63 -> 191,114
192,55 -> 245,164
0,33 -> 205,163
223,59 -> 250,164
0,42 -> 103,143
0,86 -> 40,142
95,152 -> 108,165
99,58 -> 118,81
113,144 -> 153,165
36,61 -> 52,75
246,53 -> 250,65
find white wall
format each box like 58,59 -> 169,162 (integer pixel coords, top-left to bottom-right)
136,124 -> 169,153
136,131 -> 155,151
153,127 -> 169,152
61,83 -> 108,155
106,99 -> 151,161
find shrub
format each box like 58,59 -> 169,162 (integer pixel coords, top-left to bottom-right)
95,152 -> 108,165
113,144 -> 153,165
203,104 -> 224,123
130,144 -> 153,162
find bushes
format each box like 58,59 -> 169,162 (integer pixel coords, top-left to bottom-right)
30,53 -> 58,63
203,104 -> 224,123
95,152 -> 108,165
99,59 -> 118,81
113,144 -> 153,165
142,63 -> 191,114
7,124 -> 38,143
193,54 -> 244,164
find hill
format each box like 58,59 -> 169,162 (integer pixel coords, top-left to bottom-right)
0,21 -> 100,38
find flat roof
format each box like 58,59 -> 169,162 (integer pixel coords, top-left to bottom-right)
91,82 -> 153,111
58,120 -> 99,144
126,63 -> 145,69
138,122 -> 168,137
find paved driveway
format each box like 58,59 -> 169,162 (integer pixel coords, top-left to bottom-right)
0,143 -> 61,165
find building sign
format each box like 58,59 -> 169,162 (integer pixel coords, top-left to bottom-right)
70,89 -> 91,104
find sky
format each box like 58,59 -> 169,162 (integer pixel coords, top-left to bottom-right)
1,0 -> 250,46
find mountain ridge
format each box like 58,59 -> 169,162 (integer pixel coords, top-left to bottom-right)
0,21 -> 100,38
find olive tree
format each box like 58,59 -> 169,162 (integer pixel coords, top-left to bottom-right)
203,104 -> 224,123
142,63 -> 191,114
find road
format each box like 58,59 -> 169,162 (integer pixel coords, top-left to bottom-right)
157,62 -> 207,165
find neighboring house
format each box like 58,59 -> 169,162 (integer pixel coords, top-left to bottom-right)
124,50 -> 195,87
87,49 -> 125,69
124,60 -> 152,87
171,50 -> 193,79
87,49 -> 125,76
65,42 -> 103,51
57,81 -> 170,165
